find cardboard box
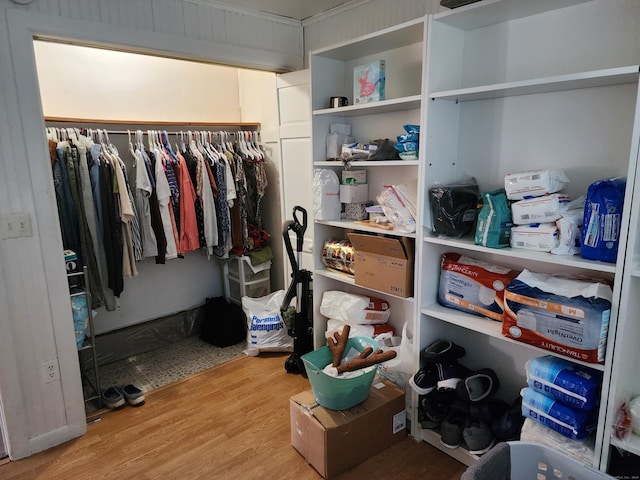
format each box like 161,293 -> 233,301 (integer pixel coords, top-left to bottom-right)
353,60 -> 385,104
347,233 -> 414,297
342,169 -> 367,185
64,249 -> 79,273
290,380 -> 406,479
340,184 -> 369,203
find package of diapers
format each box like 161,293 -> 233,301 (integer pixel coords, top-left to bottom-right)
581,177 -> 626,263
511,194 -> 570,225
505,169 -> 570,200
438,252 -> 519,321
521,387 -> 597,439
510,223 -> 559,252
526,355 -> 603,411
503,270 -> 612,364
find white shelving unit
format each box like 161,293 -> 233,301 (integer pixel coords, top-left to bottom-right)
418,0 -> 640,471
309,18 -> 428,427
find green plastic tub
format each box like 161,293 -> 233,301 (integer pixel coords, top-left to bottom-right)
301,336 -> 380,410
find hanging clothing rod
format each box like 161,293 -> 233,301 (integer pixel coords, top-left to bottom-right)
44,116 -> 260,129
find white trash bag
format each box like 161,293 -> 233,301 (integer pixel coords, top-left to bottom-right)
242,290 -> 293,357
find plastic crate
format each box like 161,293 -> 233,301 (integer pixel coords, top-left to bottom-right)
223,255 -> 271,305
461,442 -> 615,480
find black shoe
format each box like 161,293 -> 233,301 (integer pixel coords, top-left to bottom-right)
463,418 -> 496,455
436,361 -> 472,391
469,398 -> 509,423
491,397 -> 525,441
419,389 -> 458,429
410,364 -> 439,395
440,409 -> 468,449
457,368 -> 500,403
421,339 -> 466,365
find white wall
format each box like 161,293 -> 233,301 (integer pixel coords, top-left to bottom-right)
0,0 -> 301,460
35,41 -> 242,122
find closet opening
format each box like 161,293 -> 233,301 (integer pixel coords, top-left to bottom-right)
33,39 -> 282,415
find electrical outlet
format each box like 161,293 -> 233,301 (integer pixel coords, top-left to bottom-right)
1,213 -> 32,239
42,359 -> 60,383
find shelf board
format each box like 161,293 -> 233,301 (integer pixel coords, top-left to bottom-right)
314,160 -> 419,167
433,0 -> 590,31
315,268 -> 415,302
421,303 -> 605,372
422,234 -> 618,274
313,94 -> 421,117
430,66 -> 639,102
611,433 -> 640,458
316,219 -> 416,238
311,18 -> 424,61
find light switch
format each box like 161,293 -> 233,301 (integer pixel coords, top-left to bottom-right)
1,213 -> 33,239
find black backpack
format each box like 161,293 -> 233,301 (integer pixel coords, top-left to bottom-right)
200,297 -> 247,347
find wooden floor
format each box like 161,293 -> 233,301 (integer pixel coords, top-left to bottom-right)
1,353 -> 466,480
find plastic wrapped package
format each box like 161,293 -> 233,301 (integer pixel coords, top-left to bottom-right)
320,290 -> 390,324
71,294 -> 89,349
313,169 -> 341,220
377,182 -> 417,233
438,252 -> 519,321
321,239 -> 355,275
552,208 -> 583,255
430,176 -> 479,237
475,188 -> 513,248
526,355 -> 603,411
520,418 -> 595,466
511,194 -> 571,225
581,177 -> 626,263
510,223 -> 559,252
504,169 -> 570,200
242,290 -> 293,356
521,387 -> 597,439
503,269 -> 612,364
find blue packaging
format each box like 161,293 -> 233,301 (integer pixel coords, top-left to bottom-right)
526,355 -> 603,411
521,387 -> 597,439
580,177 -> 626,263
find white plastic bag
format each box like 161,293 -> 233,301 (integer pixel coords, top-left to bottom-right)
375,322 -> 414,388
313,169 -> 341,220
242,290 -> 292,357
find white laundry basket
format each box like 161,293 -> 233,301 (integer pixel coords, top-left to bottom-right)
461,441 -> 615,480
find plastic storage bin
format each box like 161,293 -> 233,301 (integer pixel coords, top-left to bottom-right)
460,441 -> 615,480
223,255 -> 271,305
301,336 -> 380,410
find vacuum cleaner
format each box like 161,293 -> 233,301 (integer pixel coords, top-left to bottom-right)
280,206 -> 314,374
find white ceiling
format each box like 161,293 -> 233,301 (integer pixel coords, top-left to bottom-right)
219,0 -> 355,20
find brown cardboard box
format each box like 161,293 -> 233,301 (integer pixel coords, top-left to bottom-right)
290,379 -> 407,478
347,233 -> 414,297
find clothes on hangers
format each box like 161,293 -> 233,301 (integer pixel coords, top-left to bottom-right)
47,124 -> 268,311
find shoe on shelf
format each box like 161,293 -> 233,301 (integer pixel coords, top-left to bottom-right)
121,384 -> 145,406
436,361 -> 471,391
419,389 -> 458,429
457,368 -> 500,403
469,398 -> 509,423
491,396 -> 524,442
102,386 -> 125,409
421,339 -> 466,365
410,365 -> 439,395
439,409 -> 468,449
463,418 -> 495,455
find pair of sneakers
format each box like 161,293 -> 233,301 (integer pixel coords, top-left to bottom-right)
102,384 -> 145,409
440,404 -> 496,455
